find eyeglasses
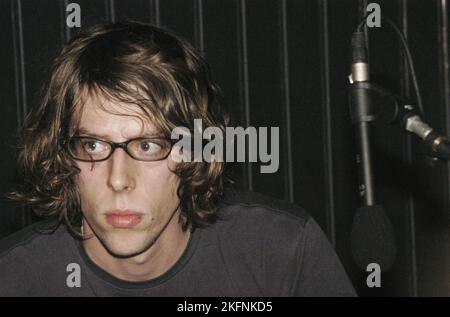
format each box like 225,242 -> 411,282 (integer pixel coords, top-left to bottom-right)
66,136 -> 173,162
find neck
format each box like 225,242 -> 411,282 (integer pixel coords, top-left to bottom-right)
82,211 -> 191,282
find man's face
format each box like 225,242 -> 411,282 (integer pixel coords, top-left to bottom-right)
74,94 -> 180,258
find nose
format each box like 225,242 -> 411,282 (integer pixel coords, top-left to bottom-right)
107,146 -> 136,192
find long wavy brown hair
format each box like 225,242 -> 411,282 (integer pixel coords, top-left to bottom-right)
6,21 -> 230,234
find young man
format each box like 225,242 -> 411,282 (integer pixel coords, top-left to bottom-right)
0,21 -> 356,296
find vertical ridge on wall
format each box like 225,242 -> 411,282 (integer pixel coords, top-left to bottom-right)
245,0 -> 285,199
287,0 -> 327,228
11,0 -> 27,125
318,0 -> 336,246
62,0 -> 71,42
438,0 -> 450,191
150,0 -> 161,26
237,0 -> 252,191
280,0 -> 294,204
437,0 -> 450,295
202,0 -> 245,185
107,0 -> 116,23
1,0 -> 25,234
399,0 -> 418,297
10,0 -> 30,228
194,0 -> 205,55
325,0 -> 361,294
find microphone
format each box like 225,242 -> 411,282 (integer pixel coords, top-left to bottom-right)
351,205 -> 397,272
349,32 -> 369,84
348,31 -> 397,272
348,31 -> 375,206
348,81 -> 450,160
392,102 -> 450,159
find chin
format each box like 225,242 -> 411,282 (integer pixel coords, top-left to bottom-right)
100,230 -> 156,258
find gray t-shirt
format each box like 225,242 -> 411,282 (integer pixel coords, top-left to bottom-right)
0,190 -> 356,296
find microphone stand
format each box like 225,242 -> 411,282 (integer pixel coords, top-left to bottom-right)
348,26 -> 450,271
348,33 -> 397,271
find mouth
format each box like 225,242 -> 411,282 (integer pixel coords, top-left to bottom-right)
105,210 -> 144,228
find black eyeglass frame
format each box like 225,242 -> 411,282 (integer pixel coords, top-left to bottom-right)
65,136 -> 174,162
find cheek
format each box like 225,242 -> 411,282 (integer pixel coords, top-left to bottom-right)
76,164 -> 100,188
140,162 -> 179,194
74,164 -> 105,208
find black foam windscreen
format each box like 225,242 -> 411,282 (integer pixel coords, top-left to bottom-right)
351,205 -> 397,272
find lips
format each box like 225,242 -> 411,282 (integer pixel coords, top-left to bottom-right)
105,210 -> 144,228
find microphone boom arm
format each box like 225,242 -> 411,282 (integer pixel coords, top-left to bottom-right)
350,82 -> 450,160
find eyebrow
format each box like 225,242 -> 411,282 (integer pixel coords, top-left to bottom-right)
75,127 -> 163,139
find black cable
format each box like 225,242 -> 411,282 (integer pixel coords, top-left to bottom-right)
355,16 -> 425,117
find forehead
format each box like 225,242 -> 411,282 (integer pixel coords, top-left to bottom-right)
76,92 -> 159,141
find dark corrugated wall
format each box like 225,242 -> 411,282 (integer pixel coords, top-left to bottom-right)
0,0 -> 448,296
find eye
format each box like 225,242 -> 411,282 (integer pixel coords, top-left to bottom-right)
138,140 -> 162,153
127,138 -> 171,160
82,139 -> 108,153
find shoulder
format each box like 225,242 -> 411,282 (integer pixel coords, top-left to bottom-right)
211,189 -> 316,263
219,188 -> 311,223
0,219 -> 68,296
215,188 -> 312,236
203,189 -> 331,295
211,189 -> 356,296
0,219 -> 62,258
